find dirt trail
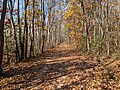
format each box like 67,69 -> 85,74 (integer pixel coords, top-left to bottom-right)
0,42 -> 120,90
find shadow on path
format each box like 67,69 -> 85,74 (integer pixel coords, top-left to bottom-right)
0,42 -> 98,90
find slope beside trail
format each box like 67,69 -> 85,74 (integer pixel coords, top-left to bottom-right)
0,42 -> 120,90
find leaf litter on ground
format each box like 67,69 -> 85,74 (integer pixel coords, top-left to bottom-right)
0,42 -> 120,90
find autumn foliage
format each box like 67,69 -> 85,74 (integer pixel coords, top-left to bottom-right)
0,0 -> 120,89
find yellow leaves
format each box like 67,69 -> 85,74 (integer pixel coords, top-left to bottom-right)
63,1 -> 83,48
85,4 -> 92,11
94,2 -> 99,7
64,11 -> 73,19
40,11 -> 44,14
66,23 -> 72,28
70,31 -> 75,37
34,12 -> 38,17
75,40 -> 79,48
63,2 -> 82,20
69,31 -> 80,48
67,11 -> 73,18
34,9 -> 39,13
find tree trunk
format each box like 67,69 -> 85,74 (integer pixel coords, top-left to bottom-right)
9,0 -> 20,62
18,0 -> 22,61
0,0 -> 7,76
41,0 -> 45,53
30,0 -> 35,57
24,0 -> 29,59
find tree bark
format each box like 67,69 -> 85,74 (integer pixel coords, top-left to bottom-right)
0,0 -> 7,76
18,0 -> 22,61
9,0 -> 20,62
30,0 -> 35,57
41,0 -> 45,53
24,0 -> 29,59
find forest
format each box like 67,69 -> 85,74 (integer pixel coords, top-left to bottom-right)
0,0 -> 120,89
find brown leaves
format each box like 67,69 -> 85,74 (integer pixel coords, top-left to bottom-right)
0,43 -> 120,90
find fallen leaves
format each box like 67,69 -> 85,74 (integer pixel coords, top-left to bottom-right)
0,43 -> 120,90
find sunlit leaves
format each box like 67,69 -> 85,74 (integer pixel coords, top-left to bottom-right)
63,1 -> 82,47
